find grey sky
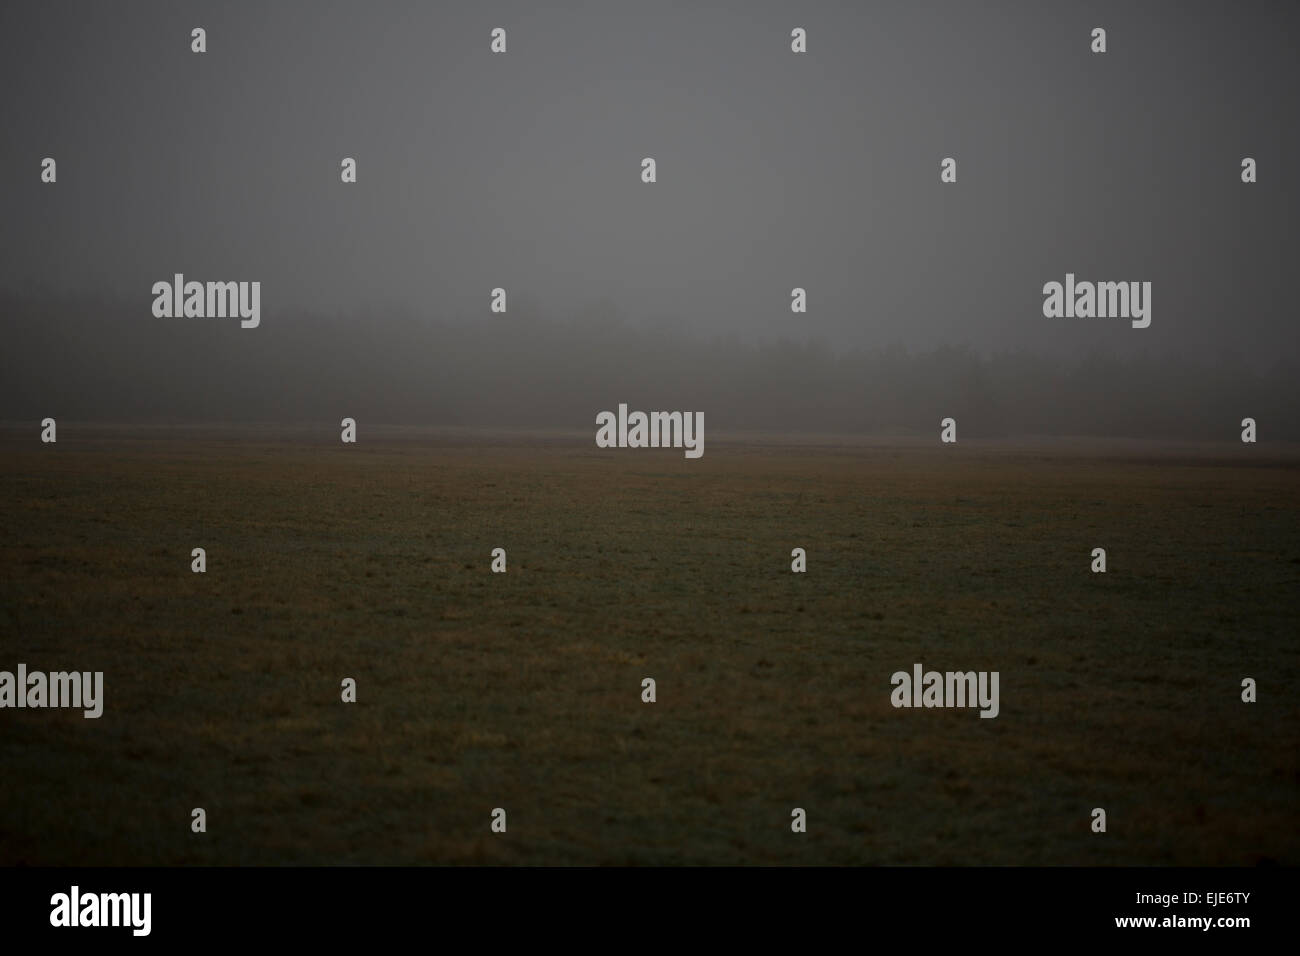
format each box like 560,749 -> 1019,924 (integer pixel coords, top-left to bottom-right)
1,0 -> 1295,365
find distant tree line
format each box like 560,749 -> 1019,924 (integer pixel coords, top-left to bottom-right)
2,291 -> 1295,440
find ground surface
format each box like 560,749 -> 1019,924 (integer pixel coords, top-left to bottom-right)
1,426 -> 1296,864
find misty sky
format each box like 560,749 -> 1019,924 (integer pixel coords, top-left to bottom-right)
1,0 -> 1296,362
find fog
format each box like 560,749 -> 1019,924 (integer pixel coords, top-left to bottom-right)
1,1 -> 1295,436
3,291 -> 1296,438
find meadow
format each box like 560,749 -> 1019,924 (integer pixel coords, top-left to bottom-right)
1,426 -> 1296,865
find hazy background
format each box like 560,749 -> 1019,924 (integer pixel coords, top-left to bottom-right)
1,0 -> 1296,433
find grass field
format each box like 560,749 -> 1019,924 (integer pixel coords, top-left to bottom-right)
1,425 -> 1296,865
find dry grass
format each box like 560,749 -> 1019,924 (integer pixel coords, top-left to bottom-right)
0,427 -> 1296,865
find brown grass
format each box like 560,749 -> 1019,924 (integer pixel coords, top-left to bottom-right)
0,426 -> 1296,865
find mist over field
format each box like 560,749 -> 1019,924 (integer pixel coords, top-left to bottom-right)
3,1 -> 1296,439
3,292 -> 1297,438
